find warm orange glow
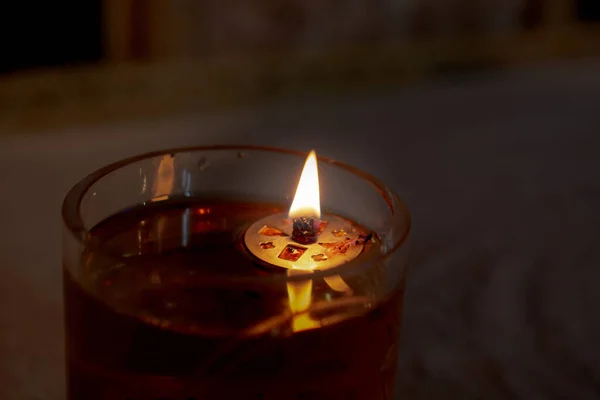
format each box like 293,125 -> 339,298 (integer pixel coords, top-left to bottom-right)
287,269 -> 312,313
287,268 -> 320,332
151,195 -> 169,202
153,154 -> 175,199
324,275 -> 352,293
289,150 -> 321,219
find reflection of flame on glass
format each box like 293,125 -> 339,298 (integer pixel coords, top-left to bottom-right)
287,268 -> 319,332
153,154 -> 175,200
289,150 -> 320,219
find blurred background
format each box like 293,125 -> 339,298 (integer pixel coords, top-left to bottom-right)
1,0 -> 600,130
1,1 -> 600,399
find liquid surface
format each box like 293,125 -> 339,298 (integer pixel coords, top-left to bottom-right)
64,199 -> 404,399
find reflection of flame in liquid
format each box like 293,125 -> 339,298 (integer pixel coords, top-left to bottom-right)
287,268 -> 320,332
287,269 -> 352,332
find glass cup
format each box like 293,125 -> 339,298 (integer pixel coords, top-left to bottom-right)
62,146 -> 410,399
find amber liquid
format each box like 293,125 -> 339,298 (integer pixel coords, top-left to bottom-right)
64,199 -> 404,400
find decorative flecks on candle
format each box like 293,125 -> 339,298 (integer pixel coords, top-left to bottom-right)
319,233 -> 373,257
311,253 -> 328,262
278,244 -> 307,262
332,228 -> 346,237
244,212 -> 366,270
258,225 -> 288,237
357,233 -> 374,243
259,241 -> 275,250
320,238 -> 353,255
318,242 -> 338,248
316,220 -> 328,235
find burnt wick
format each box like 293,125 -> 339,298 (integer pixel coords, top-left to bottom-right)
291,216 -> 318,245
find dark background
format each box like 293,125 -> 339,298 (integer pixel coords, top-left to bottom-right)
1,0 -> 600,74
0,1 -> 103,74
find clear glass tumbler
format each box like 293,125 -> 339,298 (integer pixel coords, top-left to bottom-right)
62,146 -> 410,399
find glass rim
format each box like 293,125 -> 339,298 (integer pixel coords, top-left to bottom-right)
62,145 -> 411,284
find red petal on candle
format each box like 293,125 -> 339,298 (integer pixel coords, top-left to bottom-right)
259,241 -> 275,249
327,238 -> 354,255
316,220 -> 328,235
319,233 -> 371,257
258,225 -> 288,236
318,242 -> 337,248
277,244 -> 307,262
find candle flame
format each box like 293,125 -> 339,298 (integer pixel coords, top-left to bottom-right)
289,150 -> 320,219
287,268 -> 320,332
286,151 -> 323,332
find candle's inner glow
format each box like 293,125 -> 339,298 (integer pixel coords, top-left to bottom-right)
288,150 -> 321,219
